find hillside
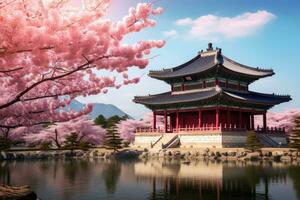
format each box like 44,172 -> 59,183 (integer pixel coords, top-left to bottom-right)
67,99 -> 130,119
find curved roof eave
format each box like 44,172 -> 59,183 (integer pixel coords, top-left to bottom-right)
222,56 -> 274,78
223,90 -> 291,105
148,53 -> 275,81
133,88 -> 220,106
134,88 -> 291,107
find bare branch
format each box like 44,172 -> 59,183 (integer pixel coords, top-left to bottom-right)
0,0 -> 17,10
0,67 -> 23,74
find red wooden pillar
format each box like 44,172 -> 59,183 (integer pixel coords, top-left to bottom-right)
169,114 -> 173,132
153,112 -> 156,129
216,108 -> 219,128
239,110 -> 242,128
176,111 -> 179,130
215,78 -> 219,86
227,108 -> 230,126
251,114 -> 255,130
263,112 -> 267,131
164,110 -> 167,133
198,109 -> 202,128
181,84 -> 185,91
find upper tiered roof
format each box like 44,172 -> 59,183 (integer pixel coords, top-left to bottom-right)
149,43 -> 274,83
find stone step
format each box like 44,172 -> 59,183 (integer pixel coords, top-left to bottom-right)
152,134 -> 178,150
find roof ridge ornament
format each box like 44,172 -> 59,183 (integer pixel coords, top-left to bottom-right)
215,47 -> 223,65
207,43 -> 213,51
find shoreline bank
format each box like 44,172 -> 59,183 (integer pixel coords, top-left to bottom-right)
0,148 -> 299,163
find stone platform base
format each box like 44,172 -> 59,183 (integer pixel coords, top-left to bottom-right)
134,131 -> 288,149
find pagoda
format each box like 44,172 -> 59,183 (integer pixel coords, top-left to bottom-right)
133,43 -> 291,147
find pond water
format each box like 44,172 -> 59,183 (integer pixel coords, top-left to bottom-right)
0,159 -> 299,200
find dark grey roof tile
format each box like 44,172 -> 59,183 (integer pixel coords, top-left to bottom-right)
134,88 -> 291,106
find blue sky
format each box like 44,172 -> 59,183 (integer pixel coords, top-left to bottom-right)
78,0 -> 300,119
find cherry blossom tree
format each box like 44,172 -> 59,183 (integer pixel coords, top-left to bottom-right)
0,1 -> 165,133
0,125 -> 43,143
23,116 -> 106,148
255,109 -> 300,131
117,112 -> 164,142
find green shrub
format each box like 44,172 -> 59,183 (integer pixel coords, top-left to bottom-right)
246,131 -> 262,152
63,132 -> 92,152
104,125 -> 123,151
289,116 -> 300,150
79,141 -> 92,151
40,142 -> 52,151
0,137 -> 11,151
63,132 -> 80,152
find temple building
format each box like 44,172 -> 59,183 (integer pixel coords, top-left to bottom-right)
133,43 -> 291,148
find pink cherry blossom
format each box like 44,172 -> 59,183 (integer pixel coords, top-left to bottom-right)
255,109 -> 300,131
24,116 -> 106,147
117,112 -> 164,142
0,1 -> 165,133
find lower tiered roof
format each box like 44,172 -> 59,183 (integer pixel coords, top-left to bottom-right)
133,87 -> 291,110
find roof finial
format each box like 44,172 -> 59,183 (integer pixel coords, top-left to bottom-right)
207,43 -> 213,51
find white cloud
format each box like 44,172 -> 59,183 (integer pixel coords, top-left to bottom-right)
175,10 -> 276,40
163,30 -> 178,38
176,18 -> 193,26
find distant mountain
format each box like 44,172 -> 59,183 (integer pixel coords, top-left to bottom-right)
67,99 -> 130,119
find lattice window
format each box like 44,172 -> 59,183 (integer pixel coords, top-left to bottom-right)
173,84 -> 182,92
228,83 -> 238,90
219,81 -> 226,87
185,82 -> 203,90
206,81 -> 215,88
240,85 -> 247,91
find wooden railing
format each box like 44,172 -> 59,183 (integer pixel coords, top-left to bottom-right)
255,125 -> 286,134
135,124 -> 286,134
136,127 -> 165,133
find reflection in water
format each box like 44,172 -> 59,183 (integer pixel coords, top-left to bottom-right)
135,160 -> 299,200
289,166 -> 300,198
0,159 -> 299,200
102,160 -> 121,193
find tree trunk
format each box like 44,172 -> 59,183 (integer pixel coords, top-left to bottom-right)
54,129 -> 61,148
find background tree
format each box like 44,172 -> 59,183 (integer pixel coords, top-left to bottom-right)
117,112 -> 165,143
24,117 -> 105,148
289,116 -> 300,150
106,115 -> 125,129
0,0 -> 164,137
246,131 -> 262,152
94,114 -> 128,129
94,115 -> 107,128
63,132 -> 91,153
104,125 -> 122,151
255,109 -> 300,131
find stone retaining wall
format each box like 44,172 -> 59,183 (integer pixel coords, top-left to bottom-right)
0,149 -> 141,161
1,148 -> 299,164
139,148 -> 300,163
134,132 -> 288,148
179,134 -> 222,148
134,135 -> 161,148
